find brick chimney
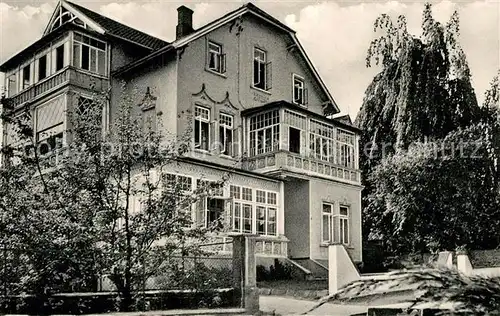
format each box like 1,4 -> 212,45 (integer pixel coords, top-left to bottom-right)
176,5 -> 194,39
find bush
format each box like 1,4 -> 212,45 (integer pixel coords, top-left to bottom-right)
257,259 -> 292,282
0,289 -> 237,314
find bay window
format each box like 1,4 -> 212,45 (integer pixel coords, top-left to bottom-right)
249,110 -> 280,156
337,129 -> 355,168
194,106 -> 210,151
310,119 -> 335,162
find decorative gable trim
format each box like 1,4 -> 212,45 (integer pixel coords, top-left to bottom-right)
192,83 -> 218,105
138,87 -> 157,111
44,1 -> 105,36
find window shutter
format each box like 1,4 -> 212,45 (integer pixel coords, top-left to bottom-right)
224,199 -> 233,231
196,197 -> 206,227
209,120 -> 216,151
232,126 -> 240,157
220,53 -> 226,74
265,61 -> 272,90
304,88 -> 309,105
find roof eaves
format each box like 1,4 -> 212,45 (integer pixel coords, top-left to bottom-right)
112,44 -> 176,76
291,34 -> 340,115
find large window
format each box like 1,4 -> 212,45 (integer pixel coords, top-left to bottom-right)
310,120 -> 335,162
322,203 -> 349,245
337,129 -> 355,168
207,41 -> 225,74
219,113 -> 233,156
73,33 -> 106,75
253,47 -> 271,91
249,110 -> 280,156
292,74 -> 307,106
230,185 -> 277,236
256,190 -> 277,236
194,106 -> 210,151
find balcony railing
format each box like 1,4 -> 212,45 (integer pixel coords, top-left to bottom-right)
201,234 -> 288,257
5,66 -> 109,108
243,151 -> 361,184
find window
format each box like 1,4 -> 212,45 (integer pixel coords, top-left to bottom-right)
310,120 -> 335,162
73,33 -> 106,75
55,45 -> 65,71
256,190 -> 278,236
36,124 -> 64,156
207,41 -> 225,74
38,55 -> 47,81
22,64 -> 31,89
7,73 -> 17,96
256,190 -> 266,203
249,110 -> 280,156
164,173 -> 192,191
230,185 -> 241,199
219,113 -> 233,156
322,203 -> 335,244
253,47 -> 271,91
207,198 -> 225,229
267,208 -> 277,236
339,206 -> 349,244
233,202 -> 242,232
242,204 -> 253,233
197,179 -> 223,197
194,106 -> 210,151
267,192 -> 277,205
242,187 -> 252,201
322,202 -> 349,245
293,75 -> 307,105
337,129 -> 355,168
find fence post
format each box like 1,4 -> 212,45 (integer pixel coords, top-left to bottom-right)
232,235 -> 259,313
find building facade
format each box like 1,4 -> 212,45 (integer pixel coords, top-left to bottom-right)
0,1 -> 362,269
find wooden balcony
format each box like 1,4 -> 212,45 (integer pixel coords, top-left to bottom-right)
4,66 -> 109,109
242,151 -> 361,184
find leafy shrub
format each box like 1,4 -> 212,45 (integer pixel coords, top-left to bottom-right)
257,259 -> 292,282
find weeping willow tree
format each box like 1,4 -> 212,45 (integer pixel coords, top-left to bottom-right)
356,4 -> 483,244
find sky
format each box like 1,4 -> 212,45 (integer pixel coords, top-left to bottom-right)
0,0 -> 499,119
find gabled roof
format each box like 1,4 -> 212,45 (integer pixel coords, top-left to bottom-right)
64,1 -> 168,50
114,2 -> 340,115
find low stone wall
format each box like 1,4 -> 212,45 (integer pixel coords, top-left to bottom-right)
258,288 -> 328,300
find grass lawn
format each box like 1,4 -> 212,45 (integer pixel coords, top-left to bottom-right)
257,279 -> 328,291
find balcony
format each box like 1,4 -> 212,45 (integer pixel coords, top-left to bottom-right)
200,234 -> 289,257
242,151 -> 361,184
4,66 -> 109,109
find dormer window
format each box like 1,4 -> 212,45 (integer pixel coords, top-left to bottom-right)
207,41 -> 226,74
293,74 -> 307,106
